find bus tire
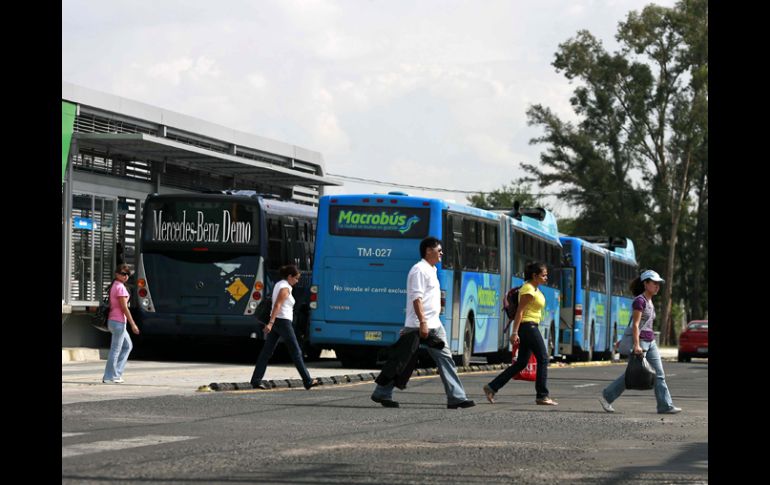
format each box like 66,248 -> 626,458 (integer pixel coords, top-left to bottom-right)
302,344 -> 322,362
548,322 -> 556,359
486,350 -> 508,364
580,322 -> 594,362
453,315 -> 474,367
337,348 -> 377,368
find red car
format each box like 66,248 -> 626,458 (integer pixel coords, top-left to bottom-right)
678,320 -> 708,362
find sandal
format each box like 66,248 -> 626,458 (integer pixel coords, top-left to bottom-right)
536,397 -> 558,406
483,384 -> 496,404
304,378 -> 321,390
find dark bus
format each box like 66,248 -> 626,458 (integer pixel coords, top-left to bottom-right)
135,191 -> 318,356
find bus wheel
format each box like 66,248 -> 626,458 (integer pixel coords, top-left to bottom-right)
454,317 -> 474,367
338,348 -> 377,368
548,322 -> 556,360
302,344 -> 322,362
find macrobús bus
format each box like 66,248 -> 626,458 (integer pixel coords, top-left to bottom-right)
558,236 -> 638,361
308,192 -> 563,368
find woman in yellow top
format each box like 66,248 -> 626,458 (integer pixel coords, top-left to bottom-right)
483,261 -> 558,405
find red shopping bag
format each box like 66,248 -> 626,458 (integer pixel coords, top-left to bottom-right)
512,342 -> 537,381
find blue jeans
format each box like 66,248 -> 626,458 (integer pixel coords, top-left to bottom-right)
371,326 -> 468,405
250,318 -> 313,387
103,320 -> 133,380
602,340 -> 675,413
486,322 -> 550,399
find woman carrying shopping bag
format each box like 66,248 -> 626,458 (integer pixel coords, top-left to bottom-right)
482,261 -> 557,406
598,270 -> 682,414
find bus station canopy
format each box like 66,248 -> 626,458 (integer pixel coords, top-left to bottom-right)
74,132 -> 341,188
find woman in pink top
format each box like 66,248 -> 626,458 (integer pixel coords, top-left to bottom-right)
102,264 -> 140,383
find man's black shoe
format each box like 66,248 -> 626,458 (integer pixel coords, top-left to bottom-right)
371,395 -> 400,408
447,400 -> 476,409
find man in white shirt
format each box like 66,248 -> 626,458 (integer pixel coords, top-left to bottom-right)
371,237 -> 475,409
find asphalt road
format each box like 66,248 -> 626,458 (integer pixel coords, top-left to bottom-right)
62,359 -> 707,484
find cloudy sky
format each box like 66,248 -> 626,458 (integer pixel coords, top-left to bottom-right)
63,0 -> 674,216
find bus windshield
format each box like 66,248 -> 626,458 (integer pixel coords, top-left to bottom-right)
142,251 -> 258,314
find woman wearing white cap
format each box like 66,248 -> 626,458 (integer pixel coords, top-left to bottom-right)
598,269 -> 682,414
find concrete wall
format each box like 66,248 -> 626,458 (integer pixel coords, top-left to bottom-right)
62,313 -> 112,348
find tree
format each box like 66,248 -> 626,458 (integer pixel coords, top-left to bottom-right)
467,181 -> 542,210
522,0 -> 707,344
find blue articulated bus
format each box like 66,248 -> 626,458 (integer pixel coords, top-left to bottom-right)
505,207 -> 563,360
135,191 -> 319,356
308,192 -> 562,367
558,236 -> 638,361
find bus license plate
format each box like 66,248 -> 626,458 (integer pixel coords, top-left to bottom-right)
365,331 -> 382,341
697,347 -> 707,353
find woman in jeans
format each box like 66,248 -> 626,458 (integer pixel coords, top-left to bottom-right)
483,261 -> 557,406
250,264 -> 319,390
598,270 -> 682,414
102,264 -> 140,384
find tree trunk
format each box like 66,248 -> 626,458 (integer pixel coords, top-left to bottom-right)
660,226 -> 677,346
659,152 -> 693,346
688,169 -> 707,319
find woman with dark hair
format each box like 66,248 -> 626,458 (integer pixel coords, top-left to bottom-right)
482,261 -> 557,406
250,264 -> 319,390
598,270 -> 682,414
102,264 -> 140,383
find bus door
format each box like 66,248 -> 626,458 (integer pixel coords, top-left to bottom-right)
446,213 -> 464,351
559,267 -> 575,356
583,258 -> 594,360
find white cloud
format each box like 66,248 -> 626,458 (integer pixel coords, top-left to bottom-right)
63,0 -> 678,218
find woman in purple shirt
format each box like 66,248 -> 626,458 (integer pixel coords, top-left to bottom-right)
598,270 -> 682,414
102,264 -> 140,384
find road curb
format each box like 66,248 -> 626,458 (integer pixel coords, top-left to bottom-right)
203,359 -> 642,392
62,348 -> 102,363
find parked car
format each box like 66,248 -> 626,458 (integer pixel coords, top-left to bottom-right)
678,320 -> 708,362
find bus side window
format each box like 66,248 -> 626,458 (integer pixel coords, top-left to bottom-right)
442,212 -> 454,269
267,218 -> 283,270
477,221 -> 487,272
452,215 -> 463,270
283,217 -> 297,267
463,218 -> 477,271
486,222 -> 499,273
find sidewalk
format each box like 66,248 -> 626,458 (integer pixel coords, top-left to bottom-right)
62,347 -> 681,405
62,346 -> 679,363
62,355 -> 378,405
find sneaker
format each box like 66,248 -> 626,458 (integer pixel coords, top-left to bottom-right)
598,396 -> 615,413
535,397 -> 558,406
659,406 -> 682,414
482,385 -> 496,404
